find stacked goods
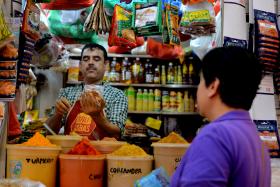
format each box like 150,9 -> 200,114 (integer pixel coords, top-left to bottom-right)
21,132 -> 56,147
6,132 -> 61,187
107,144 -> 153,187
60,138 -> 106,187
158,132 -> 189,143
152,132 -> 190,176
68,138 -> 101,155
110,144 -> 149,157
0,44 -> 17,100
254,10 -> 280,72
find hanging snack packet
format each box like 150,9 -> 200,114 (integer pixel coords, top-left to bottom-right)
165,3 -> 180,45
108,5 -> 137,48
132,1 -> 162,36
0,80 -> 16,98
22,1 -> 40,41
255,10 -> 279,39
180,2 -> 215,36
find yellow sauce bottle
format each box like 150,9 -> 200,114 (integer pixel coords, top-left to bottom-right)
143,89 -> 148,111
136,89 -> 143,111
127,86 -> 135,111
154,89 -> 161,112
148,89 -> 154,111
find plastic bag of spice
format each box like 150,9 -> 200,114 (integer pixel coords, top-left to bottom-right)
22,1 -> 40,41
165,3 -> 180,45
0,6 -> 13,49
134,167 -> 170,187
108,5 -> 138,48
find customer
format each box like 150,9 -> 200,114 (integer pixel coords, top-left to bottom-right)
47,43 -> 128,140
171,47 -> 271,187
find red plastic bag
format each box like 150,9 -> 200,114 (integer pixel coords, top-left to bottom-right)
147,38 -> 184,59
41,0 -> 94,10
8,101 -> 22,137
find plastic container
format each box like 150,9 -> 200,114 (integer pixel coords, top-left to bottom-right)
90,141 -> 127,154
46,135 -> 82,153
107,155 -> 153,187
152,143 -> 190,176
59,154 -> 105,187
6,144 -> 61,187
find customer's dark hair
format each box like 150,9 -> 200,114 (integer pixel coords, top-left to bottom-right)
81,43 -> 108,60
202,46 -> 262,110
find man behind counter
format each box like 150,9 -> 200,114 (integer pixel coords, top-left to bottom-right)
47,43 -> 128,140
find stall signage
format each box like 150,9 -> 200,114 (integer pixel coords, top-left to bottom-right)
188,10 -> 210,23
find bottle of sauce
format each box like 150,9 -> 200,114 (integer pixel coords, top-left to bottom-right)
132,58 -> 140,83
145,60 -> 153,83
162,90 -> 170,112
136,89 -> 143,111
182,63 -> 188,84
154,65 -> 160,84
143,89 -> 148,111
169,91 -> 177,112
121,58 -> 128,83
174,65 -> 178,84
177,65 -> 183,84
188,62 -> 194,85
109,58 -> 117,82
139,61 -> 145,83
126,60 -> 132,84
148,89 -> 154,111
154,89 -> 161,112
184,91 -> 190,112
189,94 -> 195,112
161,65 -> 166,85
167,62 -> 175,84
127,86 -> 135,111
177,91 -> 184,112
115,58 -> 121,82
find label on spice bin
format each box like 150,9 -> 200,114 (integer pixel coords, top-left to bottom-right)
25,158 -> 54,164
109,167 -> 142,175
174,157 -> 182,170
255,120 -> 280,158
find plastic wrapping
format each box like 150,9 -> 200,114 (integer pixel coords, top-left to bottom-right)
134,167 -> 170,187
0,179 -> 46,187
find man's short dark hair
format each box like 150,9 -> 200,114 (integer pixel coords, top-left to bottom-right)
81,43 -> 108,60
202,46 -> 262,110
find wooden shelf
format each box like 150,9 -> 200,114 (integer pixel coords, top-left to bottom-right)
162,84 -> 198,89
128,111 -> 199,116
108,53 -> 154,59
109,83 -> 197,88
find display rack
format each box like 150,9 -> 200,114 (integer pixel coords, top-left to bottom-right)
128,111 -> 199,116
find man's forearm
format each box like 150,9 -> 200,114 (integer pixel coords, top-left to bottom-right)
46,113 -> 63,134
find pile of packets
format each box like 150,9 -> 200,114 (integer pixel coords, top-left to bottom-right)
254,9 -> 280,72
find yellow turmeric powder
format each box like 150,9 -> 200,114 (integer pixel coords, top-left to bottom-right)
158,132 -> 188,144
111,144 -> 148,156
21,132 -> 56,147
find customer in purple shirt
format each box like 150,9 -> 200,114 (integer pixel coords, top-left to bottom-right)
171,47 -> 271,187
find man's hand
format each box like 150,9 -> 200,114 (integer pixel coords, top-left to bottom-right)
55,97 -> 71,116
80,91 -> 105,115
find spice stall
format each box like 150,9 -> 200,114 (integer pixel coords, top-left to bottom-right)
0,0 -> 280,186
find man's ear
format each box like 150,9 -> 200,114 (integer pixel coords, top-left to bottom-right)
208,78 -> 220,98
104,59 -> 109,65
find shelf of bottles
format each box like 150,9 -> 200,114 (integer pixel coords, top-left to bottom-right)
104,56 -> 199,115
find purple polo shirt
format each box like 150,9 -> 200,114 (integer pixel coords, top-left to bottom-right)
171,110 -> 271,187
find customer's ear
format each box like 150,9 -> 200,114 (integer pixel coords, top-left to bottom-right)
208,78 -> 220,98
